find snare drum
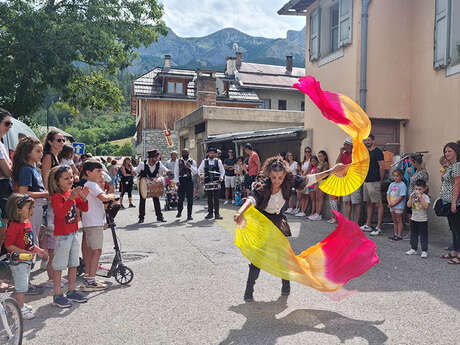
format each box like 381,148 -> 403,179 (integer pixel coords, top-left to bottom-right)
204,181 -> 220,191
139,177 -> 164,198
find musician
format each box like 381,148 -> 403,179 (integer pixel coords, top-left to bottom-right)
135,149 -> 167,224
174,148 -> 197,221
198,147 -> 225,220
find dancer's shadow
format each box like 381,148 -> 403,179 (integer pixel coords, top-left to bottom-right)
219,296 -> 387,345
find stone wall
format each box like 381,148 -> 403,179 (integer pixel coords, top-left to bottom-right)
136,129 -> 179,159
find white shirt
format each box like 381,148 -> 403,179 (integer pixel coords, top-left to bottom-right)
82,181 -> 106,227
198,158 -> 225,179
164,159 -> 178,172
135,160 -> 168,177
301,160 -> 310,174
288,161 -> 298,174
0,141 -> 11,180
174,158 -> 197,181
60,158 -> 75,166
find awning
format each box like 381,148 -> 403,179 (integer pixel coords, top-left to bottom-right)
278,0 -> 315,16
204,127 -> 306,144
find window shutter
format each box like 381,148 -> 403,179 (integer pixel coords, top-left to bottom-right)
434,0 -> 450,69
309,7 -> 321,61
338,0 -> 353,47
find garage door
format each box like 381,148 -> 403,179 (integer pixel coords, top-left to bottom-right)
371,119 -> 401,154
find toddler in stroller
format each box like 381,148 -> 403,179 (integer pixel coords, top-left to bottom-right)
164,172 -> 178,211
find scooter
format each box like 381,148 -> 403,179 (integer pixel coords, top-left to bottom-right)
77,200 -> 134,285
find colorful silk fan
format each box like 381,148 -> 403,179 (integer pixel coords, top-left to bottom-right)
293,76 -> 371,197
234,206 -> 379,292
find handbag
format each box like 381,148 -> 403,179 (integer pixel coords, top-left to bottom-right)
434,198 -> 451,217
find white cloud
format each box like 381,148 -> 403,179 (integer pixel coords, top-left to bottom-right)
161,0 -> 306,38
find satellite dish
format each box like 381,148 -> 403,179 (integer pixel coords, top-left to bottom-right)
233,43 -> 238,52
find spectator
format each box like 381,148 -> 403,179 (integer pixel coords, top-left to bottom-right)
58,144 -> 79,180
298,155 -> 318,218
285,152 -> 298,214
308,150 -> 329,221
244,143 -> 260,192
119,157 -> 135,209
439,142 -> 460,264
107,160 -> 118,194
235,156 -> 245,203
360,134 -> 385,235
165,151 -> 178,173
291,147 -> 313,215
385,169 -> 407,240
223,149 -> 237,205
0,108 -> 13,241
406,179 -> 430,258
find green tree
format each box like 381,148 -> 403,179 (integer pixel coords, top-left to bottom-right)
0,0 -> 167,117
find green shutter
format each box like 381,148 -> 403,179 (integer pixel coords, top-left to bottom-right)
338,0 -> 353,47
309,7 -> 321,61
434,0 -> 450,69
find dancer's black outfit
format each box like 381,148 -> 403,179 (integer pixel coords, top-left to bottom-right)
198,156 -> 225,219
243,173 -> 315,301
174,156 -> 197,220
136,159 -> 167,223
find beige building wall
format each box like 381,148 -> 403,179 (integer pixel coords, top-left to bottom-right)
255,89 -> 305,112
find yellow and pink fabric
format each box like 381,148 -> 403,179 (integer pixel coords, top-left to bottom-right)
233,76 -> 378,293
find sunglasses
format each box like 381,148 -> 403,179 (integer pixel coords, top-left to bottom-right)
2,121 -> 13,127
55,138 -> 65,143
17,194 -> 32,207
305,150 -> 311,153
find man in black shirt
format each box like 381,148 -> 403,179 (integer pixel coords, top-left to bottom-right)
361,134 -> 385,235
223,149 -> 237,205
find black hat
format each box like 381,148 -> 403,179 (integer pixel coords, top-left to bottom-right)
207,146 -> 217,153
147,149 -> 160,158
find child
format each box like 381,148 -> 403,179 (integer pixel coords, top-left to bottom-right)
301,155 -> 318,218
49,165 -> 89,307
4,194 -> 48,319
80,160 -> 116,291
406,179 -> 430,258
309,150 -> 329,221
439,155 -> 449,179
384,169 -> 407,240
58,144 -> 79,180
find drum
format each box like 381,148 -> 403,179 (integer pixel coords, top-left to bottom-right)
139,177 -> 164,198
204,182 -> 220,191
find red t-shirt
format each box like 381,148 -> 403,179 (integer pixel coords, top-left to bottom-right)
51,191 -> 88,236
341,151 -> 352,165
248,152 -> 260,176
5,221 -> 35,252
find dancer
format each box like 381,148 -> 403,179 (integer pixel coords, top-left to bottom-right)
135,150 -> 167,223
234,156 -> 347,301
198,147 -> 225,220
174,148 -> 197,221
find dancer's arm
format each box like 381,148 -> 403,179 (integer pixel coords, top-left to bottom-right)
234,199 -> 253,225
307,163 -> 348,185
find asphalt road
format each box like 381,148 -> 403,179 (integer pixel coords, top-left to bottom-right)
17,194 -> 460,345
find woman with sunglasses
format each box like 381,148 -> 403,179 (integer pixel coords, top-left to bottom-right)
41,130 -> 65,285
233,155 -> 346,301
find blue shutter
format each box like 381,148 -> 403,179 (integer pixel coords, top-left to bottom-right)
338,0 -> 353,47
309,7 -> 321,61
434,0 -> 450,69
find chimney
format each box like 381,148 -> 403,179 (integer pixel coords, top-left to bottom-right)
286,56 -> 293,74
196,70 -> 216,108
236,51 -> 243,69
226,57 -> 237,77
164,54 -> 171,70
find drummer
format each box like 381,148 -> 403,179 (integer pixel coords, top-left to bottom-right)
198,146 -> 225,220
135,149 -> 167,224
174,148 -> 197,221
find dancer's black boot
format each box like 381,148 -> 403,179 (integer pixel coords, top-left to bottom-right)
281,279 -> 290,296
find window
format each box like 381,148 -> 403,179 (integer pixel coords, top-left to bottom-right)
278,100 -> 287,110
434,0 -> 460,71
301,101 -> 305,112
167,81 -> 184,94
309,0 -> 352,62
259,99 -> 271,109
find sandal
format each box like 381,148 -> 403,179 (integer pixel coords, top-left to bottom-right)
447,257 -> 460,265
440,252 -> 456,259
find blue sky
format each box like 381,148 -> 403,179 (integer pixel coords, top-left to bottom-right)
161,0 -> 306,38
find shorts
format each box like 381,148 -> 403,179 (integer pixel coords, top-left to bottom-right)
53,232 -> 80,270
363,182 -> 382,203
390,208 -> 404,214
82,226 -> 104,250
305,186 -> 315,195
10,262 -> 32,293
343,187 -> 362,204
30,199 -> 47,245
224,176 -> 236,188
45,203 -> 56,250
109,177 -> 117,185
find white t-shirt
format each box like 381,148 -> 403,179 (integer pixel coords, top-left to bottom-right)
0,141 -> 11,180
264,190 -> 285,214
288,161 -> 298,174
82,181 -> 106,227
60,158 -> 75,166
411,194 -> 430,222
301,160 -> 310,174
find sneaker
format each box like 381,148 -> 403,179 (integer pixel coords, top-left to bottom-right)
388,235 -> 396,240
23,304 -> 33,312
392,236 -> 403,241
232,200 -> 236,205
307,213 -> 318,220
66,290 -> 88,303
292,208 -> 300,215
295,212 -> 306,217
224,200 -> 229,205
370,228 -> 382,236
129,204 -> 136,208
25,284 -> 43,295
406,249 -> 417,255
421,251 -> 428,258
312,214 -> 322,221
157,218 -> 167,223
21,307 -> 35,320
205,213 -> 213,219
186,216 -> 193,221
53,295 -> 72,308
360,224 -> 374,232
327,218 -> 336,224
285,208 -> 293,214
215,214 -> 223,220
79,279 -> 106,292
138,218 -> 144,224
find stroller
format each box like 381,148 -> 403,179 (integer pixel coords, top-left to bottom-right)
164,173 -> 178,211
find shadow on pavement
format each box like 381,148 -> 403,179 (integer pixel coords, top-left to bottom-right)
219,296 -> 386,345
